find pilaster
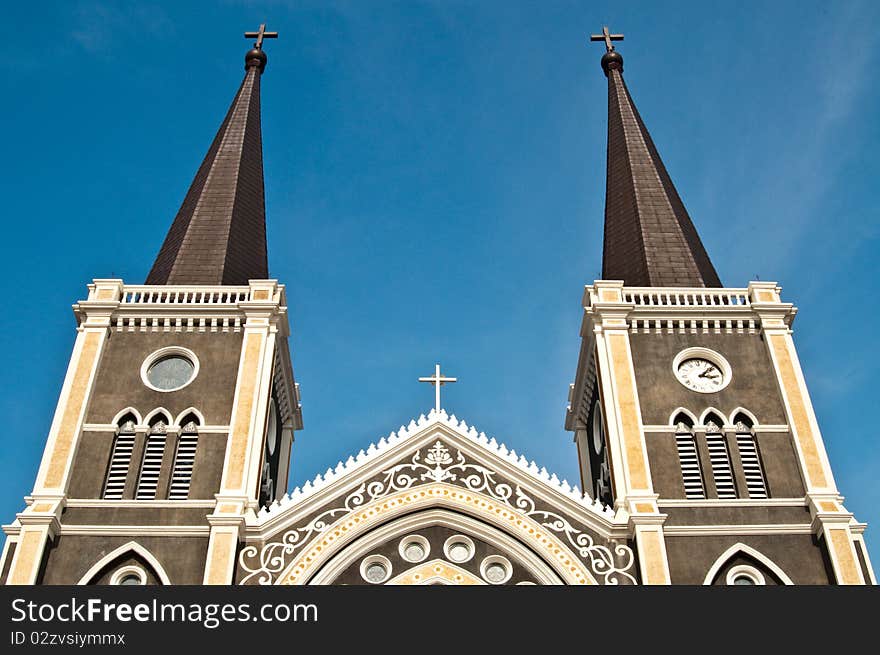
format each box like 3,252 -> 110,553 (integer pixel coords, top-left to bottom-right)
589,280 -> 671,584
750,281 -> 867,584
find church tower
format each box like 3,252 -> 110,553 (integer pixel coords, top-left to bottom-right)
566,28 -> 874,584
1,27 -> 302,585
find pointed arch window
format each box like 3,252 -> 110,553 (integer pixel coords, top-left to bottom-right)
734,414 -> 768,498
168,416 -> 199,500
704,415 -> 736,499
673,415 -> 705,499
135,418 -> 168,500
103,416 -> 137,500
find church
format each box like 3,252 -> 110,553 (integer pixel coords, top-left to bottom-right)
1,26 -> 873,586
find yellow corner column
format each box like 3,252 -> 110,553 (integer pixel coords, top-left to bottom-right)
591,281 -> 671,584
6,279 -> 120,585
750,281 -> 867,585
204,280 -> 280,585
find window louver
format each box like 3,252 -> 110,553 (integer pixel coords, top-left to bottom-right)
103,420 -> 136,500
136,422 -> 168,500
736,423 -> 768,498
675,422 -> 705,499
168,421 -> 198,500
705,421 -> 736,499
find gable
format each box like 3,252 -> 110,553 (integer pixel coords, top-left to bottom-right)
236,410 -> 638,585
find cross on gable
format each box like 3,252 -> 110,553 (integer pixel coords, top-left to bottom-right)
418,363 -> 457,413
590,26 -> 624,52
245,23 -> 278,50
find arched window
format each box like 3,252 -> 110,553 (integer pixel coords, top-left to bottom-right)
733,414 -> 768,498
135,417 -> 168,500
168,416 -> 199,500
673,414 -> 705,499
102,415 -> 137,500
704,413 -> 736,499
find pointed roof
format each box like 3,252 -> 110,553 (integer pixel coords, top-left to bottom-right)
599,45 -> 721,287
145,46 -> 271,285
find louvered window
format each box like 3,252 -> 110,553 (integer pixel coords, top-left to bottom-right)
136,421 -> 168,500
674,421 -> 705,499
168,420 -> 199,500
705,419 -> 736,499
103,419 -> 136,499
735,420 -> 768,498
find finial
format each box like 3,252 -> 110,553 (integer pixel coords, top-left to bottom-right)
589,26 -> 624,75
244,23 -> 278,73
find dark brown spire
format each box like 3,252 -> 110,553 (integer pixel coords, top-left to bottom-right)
146,34 -> 275,286
594,31 -> 721,287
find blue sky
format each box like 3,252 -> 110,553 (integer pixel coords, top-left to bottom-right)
1,1 -> 878,567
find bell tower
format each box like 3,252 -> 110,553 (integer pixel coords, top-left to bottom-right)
1,26 -> 302,586
565,28 -> 874,585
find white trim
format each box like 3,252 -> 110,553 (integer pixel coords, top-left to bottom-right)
667,408 -> 698,426
658,498 -> 805,508
77,541 -> 171,585
143,407 -> 173,426
110,407 -> 143,426
725,564 -> 766,585
82,424 -> 229,434
387,560 -> 485,585
852,533 -> 877,585
665,524 -> 812,536
140,346 -> 200,393
644,424 -> 790,433
702,543 -> 793,585
174,407 -> 205,427
65,499 -> 215,508
61,525 -> 209,537
256,410 -> 616,533
672,347 -> 732,394
728,407 -> 760,427
109,565 -> 147,585
697,407 -> 727,426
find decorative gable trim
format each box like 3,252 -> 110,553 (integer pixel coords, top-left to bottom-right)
257,409 -> 615,526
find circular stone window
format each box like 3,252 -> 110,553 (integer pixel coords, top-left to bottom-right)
726,565 -> 765,586
359,555 -> 392,585
141,347 -> 199,392
399,534 -> 430,563
110,566 -> 146,585
480,556 -> 513,585
443,535 -> 475,564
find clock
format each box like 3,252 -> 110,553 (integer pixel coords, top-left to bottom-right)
672,348 -> 731,393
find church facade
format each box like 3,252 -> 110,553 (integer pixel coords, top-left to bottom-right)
1,28 -> 873,586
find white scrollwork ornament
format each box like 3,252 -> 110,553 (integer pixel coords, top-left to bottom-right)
238,440 -> 636,585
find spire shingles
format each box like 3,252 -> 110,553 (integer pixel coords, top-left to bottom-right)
600,51 -> 721,287
146,52 -> 269,286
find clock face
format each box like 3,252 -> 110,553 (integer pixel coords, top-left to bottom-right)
676,357 -> 725,392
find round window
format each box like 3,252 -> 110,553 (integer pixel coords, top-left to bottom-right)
444,535 -> 475,564
118,574 -> 144,585
399,534 -> 430,563
141,347 -> 199,392
359,555 -> 392,584
480,556 -> 513,585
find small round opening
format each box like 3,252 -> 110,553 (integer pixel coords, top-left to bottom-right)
448,542 -> 471,563
485,563 -> 508,583
118,574 -> 144,585
364,563 -> 387,583
146,354 -> 195,391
